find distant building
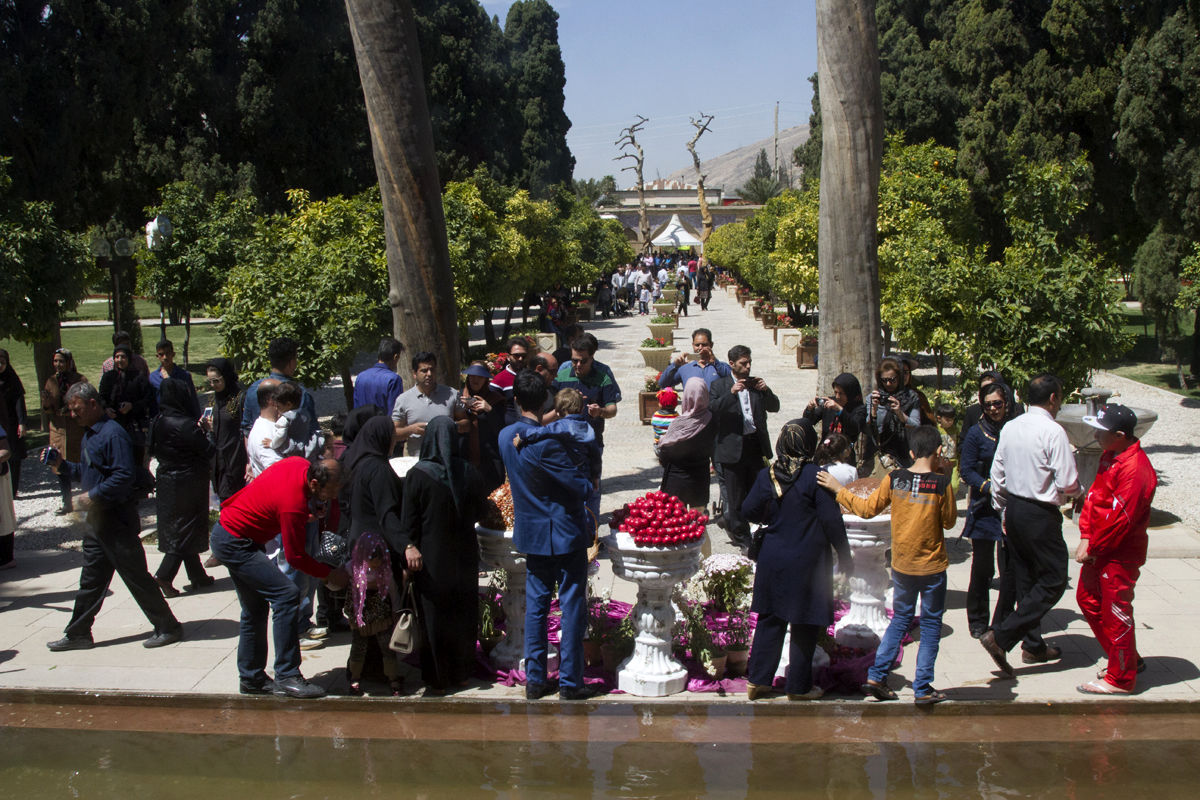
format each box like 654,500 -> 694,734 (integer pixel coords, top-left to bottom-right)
599,186 -> 760,247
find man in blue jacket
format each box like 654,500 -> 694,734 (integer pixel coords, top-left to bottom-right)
500,370 -> 596,700
44,383 -> 182,651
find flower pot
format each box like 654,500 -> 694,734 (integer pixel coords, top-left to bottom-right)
752,306 -> 763,320
647,323 -> 675,341
652,302 -> 675,316
601,642 -> 629,673
796,342 -> 818,369
639,347 -> 675,371
705,652 -> 728,680
638,391 -> 660,424
726,646 -> 749,677
480,634 -> 502,656
583,639 -> 603,667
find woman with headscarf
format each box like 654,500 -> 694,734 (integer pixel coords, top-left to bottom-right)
803,372 -> 867,450
0,422 -> 15,569
460,361 -> 506,493
868,357 -> 923,470
149,378 -> 216,595
742,418 -> 853,701
343,414 -> 404,553
0,349 -> 28,498
203,358 -> 248,503
658,376 -> 716,510
397,415 -> 485,694
98,344 -> 154,487
960,381 -> 1023,641
40,348 -> 87,514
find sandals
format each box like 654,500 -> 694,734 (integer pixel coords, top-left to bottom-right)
914,689 -> 948,705
1097,658 -> 1146,680
1077,679 -> 1132,695
861,679 -> 898,701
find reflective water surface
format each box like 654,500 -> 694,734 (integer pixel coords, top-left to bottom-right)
2,695 -> 1199,798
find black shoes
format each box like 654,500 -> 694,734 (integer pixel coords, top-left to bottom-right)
240,677 -> 277,695
187,574 -> 216,591
47,636 -> 94,652
525,681 -> 557,700
559,685 -> 600,701
980,630 -> 1015,677
861,679 -> 898,701
969,626 -> 987,640
155,577 -> 181,598
144,627 -> 183,648
273,674 -> 326,698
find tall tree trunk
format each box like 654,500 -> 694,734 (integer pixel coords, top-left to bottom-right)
483,307 -> 496,349
183,311 -> 192,371
687,113 -> 715,243
340,364 -> 355,412
345,0 -> 460,386
502,304 -> 515,343
815,0 -> 883,416
32,325 -> 63,429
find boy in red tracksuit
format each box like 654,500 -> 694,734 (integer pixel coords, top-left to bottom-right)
1074,404 -> 1157,695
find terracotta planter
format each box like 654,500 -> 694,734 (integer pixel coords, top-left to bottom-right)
638,391 -> 660,424
639,347 -> 674,371
704,652 -> 728,680
752,306 -> 763,320
601,642 -> 630,673
726,646 -> 749,677
583,639 -> 602,667
796,341 -> 818,369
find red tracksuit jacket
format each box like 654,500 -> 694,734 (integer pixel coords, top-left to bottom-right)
1078,440 -> 1157,566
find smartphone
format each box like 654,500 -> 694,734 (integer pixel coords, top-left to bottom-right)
41,446 -> 60,465
201,407 -> 214,423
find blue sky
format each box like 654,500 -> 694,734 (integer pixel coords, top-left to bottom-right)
482,0 -> 819,185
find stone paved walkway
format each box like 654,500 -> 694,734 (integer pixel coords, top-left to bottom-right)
2,285 -> 1198,704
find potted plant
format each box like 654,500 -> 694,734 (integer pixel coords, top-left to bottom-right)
585,584 -> 617,666
722,610 -> 752,677
772,313 -> 793,344
638,336 -> 674,371
600,610 -> 636,672
736,286 -> 751,306
797,325 -> 818,369
684,600 -> 726,679
647,314 -> 676,342
638,373 -> 663,423
477,572 -> 506,655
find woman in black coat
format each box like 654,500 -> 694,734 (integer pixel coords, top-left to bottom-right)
743,419 -> 853,700
343,415 -> 404,555
203,358 -> 247,502
0,349 -> 28,497
150,378 -> 216,595
398,416 -> 485,693
99,344 -> 154,487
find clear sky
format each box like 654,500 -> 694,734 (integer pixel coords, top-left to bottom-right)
482,0 -> 819,186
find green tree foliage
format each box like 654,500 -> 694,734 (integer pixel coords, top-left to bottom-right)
1132,222 -> 1190,347
219,189 -> 388,404
505,0 -> 575,197
740,149 -> 783,204
769,183 -> 821,315
793,74 -> 822,188
137,181 -> 258,365
0,159 -> 95,341
572,175 -> 618,206
703,221 -> 752,277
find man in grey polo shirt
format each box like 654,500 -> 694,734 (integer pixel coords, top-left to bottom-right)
391,351 -> 469,456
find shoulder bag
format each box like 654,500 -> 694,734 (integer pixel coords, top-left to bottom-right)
388,578 -> 424,655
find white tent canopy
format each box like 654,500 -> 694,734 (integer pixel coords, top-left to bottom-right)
650,214 -> 703,249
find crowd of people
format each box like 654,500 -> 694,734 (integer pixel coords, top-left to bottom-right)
0,274 -> 1160,702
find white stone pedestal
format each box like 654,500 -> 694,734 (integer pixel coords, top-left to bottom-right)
606,531 -> 703,696
834,513 -> 893,649
476,525 -> 527,670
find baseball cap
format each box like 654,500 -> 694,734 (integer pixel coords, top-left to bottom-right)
1082,403 -> 1137,437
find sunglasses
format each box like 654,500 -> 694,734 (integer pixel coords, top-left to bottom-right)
983,400 -> 1005,409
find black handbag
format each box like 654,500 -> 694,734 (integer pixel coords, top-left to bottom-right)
747,526 -> 766,561
315,529 -> 349,566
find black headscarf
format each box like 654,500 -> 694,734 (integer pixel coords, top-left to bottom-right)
978,382 -> 1016,439
343,404 -> 385,446
832,372 -> 864,411
206,357 -> 240,401
769,418 -> 818,497
158,377 -> 194,419
413,415 -> 468,511
342,415 -> 394,474
0,347 -> 24,407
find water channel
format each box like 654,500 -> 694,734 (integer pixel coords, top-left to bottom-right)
3,692 -> 1199,797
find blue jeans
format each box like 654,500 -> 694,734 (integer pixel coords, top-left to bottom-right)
525,550 -> 588,690
211,523 -> 302,682
273,523 -> 319,631
868,569 -> 947,695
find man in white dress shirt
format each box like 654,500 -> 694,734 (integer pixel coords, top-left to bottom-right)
981,373 -> 1083,676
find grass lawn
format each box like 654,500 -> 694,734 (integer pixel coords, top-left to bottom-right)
0,322 -> 224,417
1111,306 -> 1199,397
61,297 -> 164,322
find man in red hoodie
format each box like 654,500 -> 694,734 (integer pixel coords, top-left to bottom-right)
1075,404 -> 1157,695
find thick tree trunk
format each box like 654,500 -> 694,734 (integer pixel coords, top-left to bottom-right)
32,325 -> 63,429
815,0 -> 883,400
345,0 -> 460,386
340,364 -> 355,412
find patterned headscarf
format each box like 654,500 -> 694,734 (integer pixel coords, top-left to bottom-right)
769,418 -> 818,498
657,377 -> 712,448
349,530 -> 393,629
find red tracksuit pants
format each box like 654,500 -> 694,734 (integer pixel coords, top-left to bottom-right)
1076,559 -> 1140,690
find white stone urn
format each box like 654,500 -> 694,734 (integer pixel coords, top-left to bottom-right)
833,513 -> 893,649
475,525 -> 527,670
605,531 -> 703,696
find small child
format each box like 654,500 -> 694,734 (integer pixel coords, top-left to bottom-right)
638,283 -> 651,315
269,381 -> 325,460
816,425 -> 957,705
651,387 -> 679,449
934,402 -> 960,493
345,530 -> 403,696
514,387 -> 602,522
814,432 -> 858,486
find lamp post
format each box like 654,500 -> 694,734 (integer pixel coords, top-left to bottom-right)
145,214 -> 173,338
90,235 -> 134,332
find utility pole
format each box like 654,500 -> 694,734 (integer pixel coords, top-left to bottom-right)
773,101 -> 780,177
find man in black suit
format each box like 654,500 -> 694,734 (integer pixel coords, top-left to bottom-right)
710,345 -> 780,546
